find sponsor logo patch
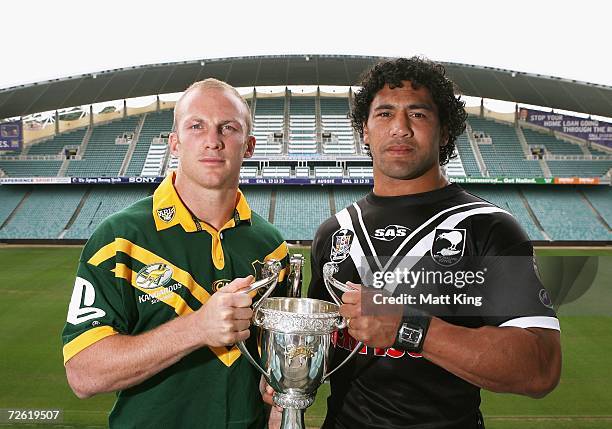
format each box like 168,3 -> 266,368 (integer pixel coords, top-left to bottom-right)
157,206 -> 176,223
330,229 -> 354,263
212,279 -> 231,292
371,224 -> 410,241
430,228 -> 466,267
136,263 -> 173,289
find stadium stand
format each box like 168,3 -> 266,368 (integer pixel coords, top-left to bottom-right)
467,185 -> 545,241
547,160 -> 611,177
333,186 -> 370,213
522,127 -> 584,155
0,160 -> 63,177
0,186 -> 85,239
66,116 -> 139,177
126,110 -> 174,176
28,128 -> 87,156
522,187 -> 611,241
64,186 -> 150,239
252,97 -> 284,155
469,116 -> 543,177
241,187 -> 272,221
583,186 -> 612,227
320,97 -> 356,154
288,96 -> 317,154
274,187 -> 330,240
0,186 -> 28,226
455,133 -> 482,176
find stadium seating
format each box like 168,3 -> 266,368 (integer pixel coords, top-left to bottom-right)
28,128 -> 87,156
253,98 -> 284,155
522,187 -> 611,241
522,127 -> 584,155
0,186 -> 85,239
288,97 -> 317,154
333,186 -> 370,213
126,110 -> 173,176
66,116 -> 140,177
583,186 -> 612,227
0,160 -> 63,177
455,133 -> 481,176
469,116 -> 543,177
467,186 -> 545,241
274,187 -> 330,240
320,97 -> 356,154
241,187 -> 272,221
64,186 -> 150,239
547,160 -> 611,177
0,186 -> 28,226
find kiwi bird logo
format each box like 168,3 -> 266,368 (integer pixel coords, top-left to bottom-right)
431,228 -> 466,266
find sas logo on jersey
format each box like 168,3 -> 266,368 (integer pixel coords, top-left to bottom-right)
430,228 -> 466,267
371,224 -> 410,241
212,279 -> 231,292
330,229 -> 354,263
136,263 -> 173,289
156,206 -> 176,223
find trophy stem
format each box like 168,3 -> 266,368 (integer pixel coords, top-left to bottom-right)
279,408 -> 305,429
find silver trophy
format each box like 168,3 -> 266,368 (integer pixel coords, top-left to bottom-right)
237,258 -> 362,429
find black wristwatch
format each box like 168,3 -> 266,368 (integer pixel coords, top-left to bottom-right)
393,312 -> 431,353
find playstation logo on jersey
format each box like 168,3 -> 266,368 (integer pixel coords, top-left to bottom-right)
157,206 -> 176,223
431,228 -> 466,267
330,229 -> 354,263
136,263 -> 173,289
371,224 -> 410,241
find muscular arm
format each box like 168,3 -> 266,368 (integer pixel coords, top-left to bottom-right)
422,318 -> 561,398
340,287 -> 561,399
65,277 -> 253,399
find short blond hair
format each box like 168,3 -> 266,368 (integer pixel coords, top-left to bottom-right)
173,78 -> 253,135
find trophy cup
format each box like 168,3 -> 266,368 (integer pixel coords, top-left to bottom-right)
238,258 -> 362,429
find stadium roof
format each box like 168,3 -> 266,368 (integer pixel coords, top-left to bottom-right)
2,55 -> 612,119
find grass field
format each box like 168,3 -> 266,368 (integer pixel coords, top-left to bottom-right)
0,245 -> 610,428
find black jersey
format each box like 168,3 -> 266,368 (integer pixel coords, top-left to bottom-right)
308,184 -> 558,429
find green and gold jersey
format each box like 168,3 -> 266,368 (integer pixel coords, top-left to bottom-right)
62,172 -> 288,429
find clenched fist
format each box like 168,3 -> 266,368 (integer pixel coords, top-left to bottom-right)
189,276 -> 255,347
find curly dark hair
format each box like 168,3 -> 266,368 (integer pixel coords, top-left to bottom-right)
351,57 -> 467,166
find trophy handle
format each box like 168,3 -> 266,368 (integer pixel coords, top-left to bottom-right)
322,262 -> 353,307
236,259 -> 282,378
322,340 -> 363,381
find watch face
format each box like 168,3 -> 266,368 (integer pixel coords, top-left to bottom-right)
400,325 -> 423,345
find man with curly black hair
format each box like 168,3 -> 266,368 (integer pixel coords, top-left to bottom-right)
308,57 -> 561,429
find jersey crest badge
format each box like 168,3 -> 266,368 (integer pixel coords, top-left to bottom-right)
431,228 -> 466,267
136,263 -> 173,289
157,206 -> 176,223
330,229 -> 354,263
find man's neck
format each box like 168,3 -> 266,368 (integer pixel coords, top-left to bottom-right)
174,176 -> 237,231
372,166 -> 448,197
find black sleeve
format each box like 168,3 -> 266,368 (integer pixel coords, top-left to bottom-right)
307,217 -> 339,302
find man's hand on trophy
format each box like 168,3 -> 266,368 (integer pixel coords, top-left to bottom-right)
340,282 -> 402,348
193,276 -> 254,347
259,377 -> 283,411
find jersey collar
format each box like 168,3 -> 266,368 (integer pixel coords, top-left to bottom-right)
152,171 -> 252,233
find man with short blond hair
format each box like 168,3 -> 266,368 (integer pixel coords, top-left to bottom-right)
62,79 -> 287,428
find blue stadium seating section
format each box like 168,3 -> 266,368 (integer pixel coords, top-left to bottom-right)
0,184 -> 610,242
522,127 -> 583,155
28,128 -> 87,156
126,111 -> 173,176
274,187 -> 330,240
64,187 -> 150,239
469,116 -> 543,177
522,187 -> 611,241
547,160 -> 611,177
455,133 -> 481,176
66,116 -> 140,177
0,160 -> 62,177
0,186 -> 85,239
241,187 -> 272,221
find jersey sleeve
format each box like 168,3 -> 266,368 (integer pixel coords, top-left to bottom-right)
61,230 -> 130,364
307,218 -> 337,302
475,214 -> 559,330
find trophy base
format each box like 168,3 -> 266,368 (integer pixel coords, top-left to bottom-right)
279,407 -> 305,429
